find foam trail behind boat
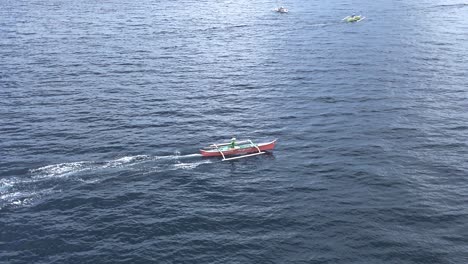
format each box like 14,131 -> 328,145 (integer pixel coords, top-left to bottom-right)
1,152 -> 205,210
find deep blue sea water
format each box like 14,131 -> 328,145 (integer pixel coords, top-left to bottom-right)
1,0 -> 468,263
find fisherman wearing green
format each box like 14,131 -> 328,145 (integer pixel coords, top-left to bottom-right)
230,137 -> 236,148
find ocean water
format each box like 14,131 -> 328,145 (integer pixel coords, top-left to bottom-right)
1,0 -> 468,263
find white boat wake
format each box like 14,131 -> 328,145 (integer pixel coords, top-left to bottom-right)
0,152 -> 206,210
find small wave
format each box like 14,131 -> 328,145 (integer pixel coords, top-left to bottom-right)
76,178 -> 101,184
178,153 -> 203,158
28,153 -> 202,180
152,153 -> 202,160
309,22 -> 338,28
114,155 -> 147,163
0,188 -> 58,210
0,177 -> 41,193
30,161 -> 93,179
230,24 -> 249,29
173,160 -> 212,170
0,178 -> 15,193
102,155 -> 150,168
430,3 -> 467,9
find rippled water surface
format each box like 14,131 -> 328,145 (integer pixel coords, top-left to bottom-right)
1,0 -> 468,263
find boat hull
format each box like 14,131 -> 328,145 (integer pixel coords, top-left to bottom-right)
200,139 -> 277,157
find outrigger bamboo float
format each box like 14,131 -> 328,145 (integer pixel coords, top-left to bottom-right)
200,139 -> 277,161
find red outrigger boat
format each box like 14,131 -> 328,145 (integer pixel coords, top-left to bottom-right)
200,139 -> 277,161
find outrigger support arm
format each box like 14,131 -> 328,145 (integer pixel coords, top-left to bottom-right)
221,139 -> 265,161
222,152 -> 265,161
213,143 -> 226,160
248,140 -> 262,154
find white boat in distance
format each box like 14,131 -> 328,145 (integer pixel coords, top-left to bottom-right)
274,6 -> 288,13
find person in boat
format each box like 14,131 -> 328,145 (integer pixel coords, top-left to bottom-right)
230,137 -> 236,148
